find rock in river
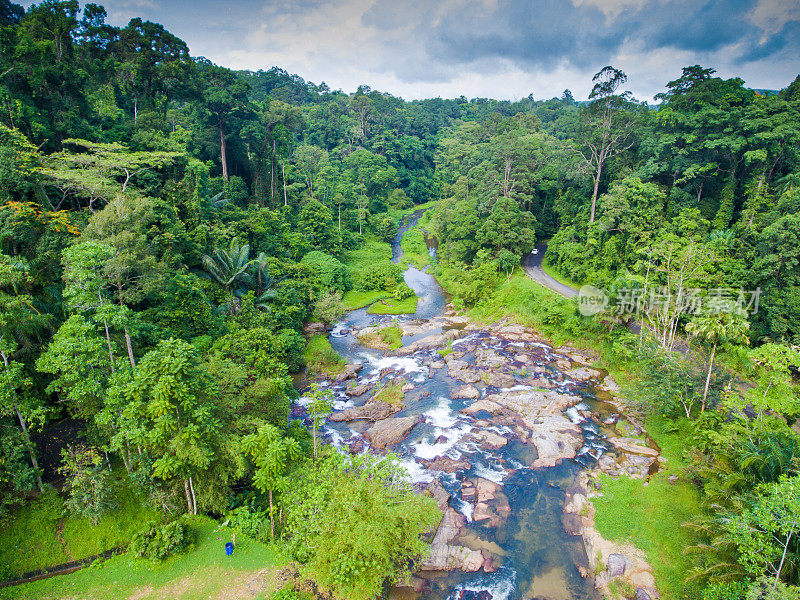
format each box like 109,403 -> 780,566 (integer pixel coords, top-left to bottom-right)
334,363 -> 363,382
365,415 -> 421,449
452,385 -> 480,400
423,455 -> 472,473
329,400 -> 401,422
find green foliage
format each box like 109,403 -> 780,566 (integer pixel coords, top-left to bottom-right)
303,335 -> 345,378
130,520 -> 189,561
301,251 -> 349,294
58,445 -> 117,525
353,261 -> 403,292
283,451 -> 440,600
0,515 -> 284,600
400,226 -> 429,268
371,213 -> 398,243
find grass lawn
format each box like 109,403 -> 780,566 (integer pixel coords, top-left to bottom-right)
1,515 -> 286,600
303,335 -> 345,377
342,290 -> 388,310
400,226 -> 430,269
592,415 -> 704,600
366,295 -> 418,315
0,485 -> 159,580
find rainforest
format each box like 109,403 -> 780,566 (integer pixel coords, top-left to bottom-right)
1,2 -> 800,600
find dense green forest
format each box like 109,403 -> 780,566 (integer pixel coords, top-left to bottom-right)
2,1 -> 800,599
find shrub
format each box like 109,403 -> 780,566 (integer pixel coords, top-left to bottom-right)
392,281 -> 414,300
312,290 -> 346,324
371,214 -> 398,242
130,520 -> 189,561
58,445 -> 116,525
301,251 -> 349,293
354,262 -> 403,292
225,503 -> 271,543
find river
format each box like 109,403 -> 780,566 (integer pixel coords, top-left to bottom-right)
300,212 -> 622,600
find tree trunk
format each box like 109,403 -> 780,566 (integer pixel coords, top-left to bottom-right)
775,529 -> 794,589
282,161 -> 288,207
589,162 -> 602,223
269,489 -> 275,539
188,475 -> 197,515
219,116 -> 229,182
124,327 -> 136,368
701,342 -> 716,414
313,422 -> 318,460
16,405 -> 44,492
102,318 -> 115,374
184,479 -> 193,513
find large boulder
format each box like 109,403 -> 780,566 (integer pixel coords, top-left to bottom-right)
421,508 -> 483,572
334,363 -> 363,382
609,437 -> 659,457
424,456 -> 472,473
607,553 -> 628,578
469,430 -> 508,449
452,385 -> 480,400
475,348 -> 507,369
329,400 -> 401,422
365,415 -> 420,449
568,367 -> 603,382
346,380 -> 373,397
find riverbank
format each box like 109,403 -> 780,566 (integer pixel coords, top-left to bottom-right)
430,270 -> 703,599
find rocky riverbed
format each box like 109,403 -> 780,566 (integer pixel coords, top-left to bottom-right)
294,213 -> 660,600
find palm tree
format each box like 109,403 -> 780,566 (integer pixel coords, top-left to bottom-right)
201,240 -> 253,299
686,300 -> 750,413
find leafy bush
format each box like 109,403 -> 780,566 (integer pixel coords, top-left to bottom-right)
353,261 -> 403,292
301,251 -> 349,293
283,452 -> 440,600
371,214 -> 398,242
272,585 -> 302,600
392,281 -> 414,300
130,520 -> 189,561
312,290 -> 346,324
58,445 -> 117,525
225,502 -> 271,543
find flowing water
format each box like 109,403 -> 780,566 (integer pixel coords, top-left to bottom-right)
297,213 -> 615,600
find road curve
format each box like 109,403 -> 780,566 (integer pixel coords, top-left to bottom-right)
521,242 -> 579,298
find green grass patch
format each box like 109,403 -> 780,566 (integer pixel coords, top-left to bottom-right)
370,381 -> 405,407
342,290 -> 389,310
2,515 -> 286,600
343,239 -> 392,273
388,199 -> 440,221
400,226 -> 430,269
541,257 -> 583,289
303,335 -> 345,378
0,484 -> 159,580
592,418 -> 703,600
358,322 -> 403,350
366,295 -> 418,315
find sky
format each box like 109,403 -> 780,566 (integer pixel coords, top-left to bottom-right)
26,0 -> 800,101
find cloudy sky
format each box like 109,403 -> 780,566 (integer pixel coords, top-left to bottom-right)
32,0 -> 800,100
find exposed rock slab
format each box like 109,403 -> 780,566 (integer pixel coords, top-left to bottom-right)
452,385 -> 480,400
365,415 -> 420,449
334,363 -> 363,382
329,400 -> 401,423
423,456 -> 472,473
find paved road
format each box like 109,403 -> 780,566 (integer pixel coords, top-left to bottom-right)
521,242 -> 579,298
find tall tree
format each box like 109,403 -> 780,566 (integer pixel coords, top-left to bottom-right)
573,66 -> 639,223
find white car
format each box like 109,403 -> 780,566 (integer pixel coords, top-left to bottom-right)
532,248 -> 539,255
